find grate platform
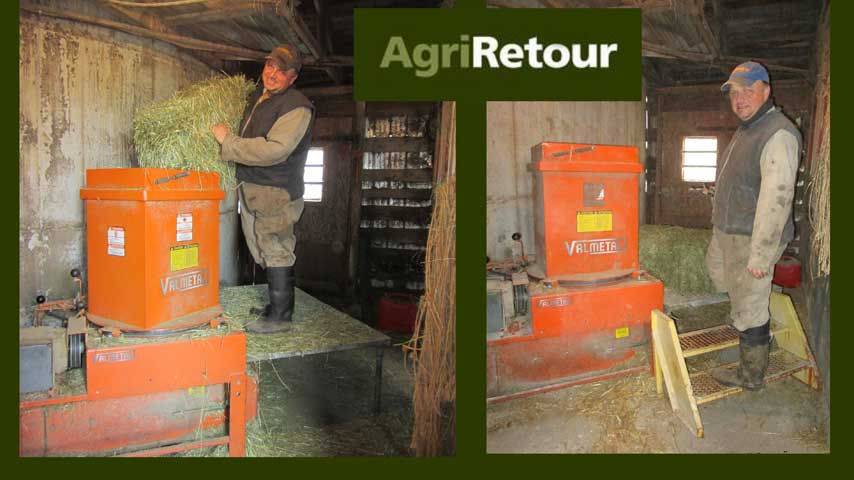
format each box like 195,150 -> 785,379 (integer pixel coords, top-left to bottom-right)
690,350 -> 811,404
679,323 -> 788,357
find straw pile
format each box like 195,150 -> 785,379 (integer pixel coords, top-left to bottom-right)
639,225 -> 716,295
133,75 -> 256,186
404,176 -> 456,457
807,11 -> 830,278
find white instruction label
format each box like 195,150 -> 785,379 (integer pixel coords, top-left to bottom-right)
177,213 -> 193,242
107,226 -> 125,257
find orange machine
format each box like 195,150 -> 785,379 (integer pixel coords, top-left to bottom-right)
80,168 -> 224,332
487,143 -> 663,403
21,168 -> 255,456
20,331 -> 257,456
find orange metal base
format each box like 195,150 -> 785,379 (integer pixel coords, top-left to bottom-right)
487,273 -> 663,401
20,331 -> 256,457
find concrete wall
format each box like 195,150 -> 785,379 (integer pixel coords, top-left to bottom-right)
19,5 -> 218,324
486,101 -> 646,261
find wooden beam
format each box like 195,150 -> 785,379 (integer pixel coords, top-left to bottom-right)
276,0 -> 343,84
346,101 -> 366,296
643,41 -> 714,63
100,0 -> 222,70
163,2 -> 276,26
301,85 -> 353,97
364,137 -> 432,153
23,4 -> 266,60
694,0 -> 721,59
360,206 -> 432,223
362,169 -> 433,183
361,189 -> 431,201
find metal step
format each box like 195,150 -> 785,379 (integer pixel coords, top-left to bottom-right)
679,323 -> 789,357
691,350 -> 811,405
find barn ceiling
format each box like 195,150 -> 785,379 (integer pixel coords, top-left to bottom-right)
20,0 -> 441,88
20,0 -> 825,89
489,0 -> 826,87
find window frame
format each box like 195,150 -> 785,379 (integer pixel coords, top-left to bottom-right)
681,136 -> 718,183
303,147 -> 325,203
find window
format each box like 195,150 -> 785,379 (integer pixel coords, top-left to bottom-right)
682,137 -> 718,182
303,147 -> 324,202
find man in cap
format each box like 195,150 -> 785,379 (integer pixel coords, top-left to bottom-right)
706,61 -> 801,389
211,44 -> 315,333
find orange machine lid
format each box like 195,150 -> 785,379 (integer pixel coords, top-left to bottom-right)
533,142 -> 642,173
80,168 -> 225,201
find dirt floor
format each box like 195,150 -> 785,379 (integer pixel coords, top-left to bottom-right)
184,333 -> 416,457
487,290 -> 830,454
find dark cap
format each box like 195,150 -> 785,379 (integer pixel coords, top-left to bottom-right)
266,43 -> 302,74
721,61 -> 769,92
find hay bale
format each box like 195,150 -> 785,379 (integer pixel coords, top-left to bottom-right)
133,75 -> 256,186
639,225 -> 716,295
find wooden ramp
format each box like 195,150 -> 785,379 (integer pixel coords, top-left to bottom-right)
653,292 -> 820,437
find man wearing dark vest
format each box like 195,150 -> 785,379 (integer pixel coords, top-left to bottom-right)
706,61 -> 801,389
211,44 -> 315,333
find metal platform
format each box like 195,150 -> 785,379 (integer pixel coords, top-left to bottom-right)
679,323 -> 789,357
691,350 -> 812,404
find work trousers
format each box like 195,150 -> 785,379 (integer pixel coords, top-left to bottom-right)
705,227 -> 786,331
239,182 -> 305,268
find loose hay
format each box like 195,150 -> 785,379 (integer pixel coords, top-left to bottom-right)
404,176 -> 456,457
639,225 -> 716,295
133,75 -> 256,187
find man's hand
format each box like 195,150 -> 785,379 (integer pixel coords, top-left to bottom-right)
747,267 -> 767,279
211,123 -> 230,145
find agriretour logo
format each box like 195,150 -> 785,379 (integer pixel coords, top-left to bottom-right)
380,36 -> 619,78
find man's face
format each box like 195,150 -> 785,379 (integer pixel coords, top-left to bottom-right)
728,81 -> 771,121
262,60 -> 297,93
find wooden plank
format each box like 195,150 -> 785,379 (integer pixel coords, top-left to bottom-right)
362,169 -> 433,183
361,228 -> 428,244
366,102 -> 436,117
361,188 -> 432,201
21,4 -> 266,61
769,292 -> 821,389
347,101 -> 366,294
651,310 -> 704,438
361,206 -> 432,222
162,3 -> 276,26
364,137 -> 432,153
302,85 -> 354,98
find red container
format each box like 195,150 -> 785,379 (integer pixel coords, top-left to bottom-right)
377,294 -> 419,333
773,255 -> 802,288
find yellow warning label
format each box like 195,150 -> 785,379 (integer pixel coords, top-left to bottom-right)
615,327 -> 629,339
577,211 -> 613,232
170,244 -> 199,272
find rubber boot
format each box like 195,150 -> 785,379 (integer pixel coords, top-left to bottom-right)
711,322 -> 771,391
246,267 -> 290,334
249,267 -> 296,319
280,266 -> 295,322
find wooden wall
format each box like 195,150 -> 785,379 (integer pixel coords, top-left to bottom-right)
651,81 -> 814,231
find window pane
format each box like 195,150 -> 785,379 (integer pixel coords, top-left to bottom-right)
683,137 -> 717,152
304,165 -> 323,183
306,148 -> 324,166
683,151 -> 717,167
682,166 -> 717,182
304,183 -> 323,201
